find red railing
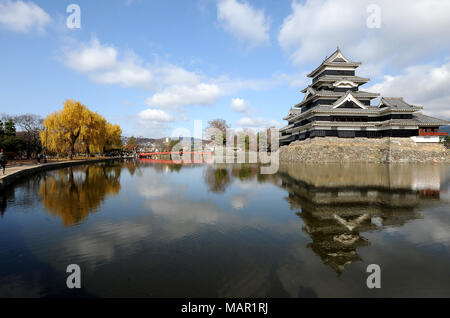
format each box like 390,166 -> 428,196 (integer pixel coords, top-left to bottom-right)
139,151 -> 213,158
139,158 -> 212,164
418,132 -> 448,136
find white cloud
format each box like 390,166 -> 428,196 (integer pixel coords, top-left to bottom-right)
62,37 -> 296,116
138,108 -> 174,122
61,36 -> 295,135
135,108 -> 176,138
236,117 -> 280,129
157,64 -> 200,86
278,0 -> 450,72
230,98 -> 251,114
65,38 -> 118,72
64,37 -> 153,89
92,58 -> 153,88
0,0 -> 51,33
63,37 -> 226,110
217,0 -> 270,49
145,83 -> 222,110
367,60 -> 450,119
134,120 -> 171,139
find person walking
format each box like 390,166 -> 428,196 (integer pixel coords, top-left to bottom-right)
37,153 -> 41,164
0,149 -> 7,175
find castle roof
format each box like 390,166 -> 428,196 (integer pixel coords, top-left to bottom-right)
311,75 -> 370,86
411,113 -> 450,125
294,90 -> 379,108
379,97 -> 421,110
307,48 -> 361,78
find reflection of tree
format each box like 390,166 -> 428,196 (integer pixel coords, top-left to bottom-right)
203,166 -> 231,193
149,162 -> 183,173
202,164 -> 280,193
0,187 -> 13,218
122,159 -> 145,176
124,160 -> 138,176
39,164 -> 121,226
278,168 -> 427,275
1,175 -> 42,218
169,164 -> 182,172
231,165 -> 257,181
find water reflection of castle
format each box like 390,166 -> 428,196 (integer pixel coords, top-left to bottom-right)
278,163 -> 446,274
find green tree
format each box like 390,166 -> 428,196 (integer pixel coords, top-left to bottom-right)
4,118 -> 16,136
0,117 -> 23,156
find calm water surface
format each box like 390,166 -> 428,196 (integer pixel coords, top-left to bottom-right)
0,160 -> 449,297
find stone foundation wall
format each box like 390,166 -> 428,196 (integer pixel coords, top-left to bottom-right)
279,137 -> 450,163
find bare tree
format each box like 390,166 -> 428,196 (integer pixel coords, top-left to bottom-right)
13,114 -> 44,159
205,119 -> 230,145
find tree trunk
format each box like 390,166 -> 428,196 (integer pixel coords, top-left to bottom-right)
69,129 -> 80,160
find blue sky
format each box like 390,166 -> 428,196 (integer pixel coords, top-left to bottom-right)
1,0 -> 450,138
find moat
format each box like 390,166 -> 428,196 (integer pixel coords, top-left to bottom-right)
0,160 -> 449,297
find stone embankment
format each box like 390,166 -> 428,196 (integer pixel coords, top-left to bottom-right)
279,137 -> 450,163
0,157 -> 131,190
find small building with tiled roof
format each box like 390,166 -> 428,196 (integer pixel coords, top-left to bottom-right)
280,48 -> 449,145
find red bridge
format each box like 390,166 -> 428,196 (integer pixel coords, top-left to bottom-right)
139,151 -> 213,158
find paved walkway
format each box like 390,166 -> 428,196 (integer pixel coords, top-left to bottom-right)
1,162 -> 51,179
0,157 -> 131,183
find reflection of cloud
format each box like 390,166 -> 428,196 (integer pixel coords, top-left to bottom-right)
238,181 -> 270,190
63,221 -> 152,267
138,183 -> 172,198
137,168 -> 187,198
394,207 -> 450,245
59,199 -> 228,268
230,194 -> 248,210
148,199 -> 221,224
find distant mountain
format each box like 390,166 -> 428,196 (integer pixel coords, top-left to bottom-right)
121,136 -> 208,145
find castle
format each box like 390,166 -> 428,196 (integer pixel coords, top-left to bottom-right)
280,48 -> 448,146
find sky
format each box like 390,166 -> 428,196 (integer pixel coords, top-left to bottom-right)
1,0 -> 450,138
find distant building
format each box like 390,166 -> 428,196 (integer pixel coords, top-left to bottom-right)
280,48 -> 449,146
